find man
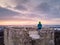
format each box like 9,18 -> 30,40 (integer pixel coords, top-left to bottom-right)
37,21 -> 42,30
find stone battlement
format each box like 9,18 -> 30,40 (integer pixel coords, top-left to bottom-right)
4,27 -> 54,45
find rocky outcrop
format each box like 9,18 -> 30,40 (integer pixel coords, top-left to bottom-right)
4,27 -> 54,45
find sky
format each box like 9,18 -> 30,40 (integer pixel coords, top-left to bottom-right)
0,0 -> 60,25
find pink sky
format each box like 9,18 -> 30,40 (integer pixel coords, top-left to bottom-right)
0,0 -> 60,25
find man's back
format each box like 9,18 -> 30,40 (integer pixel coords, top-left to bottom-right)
37,21 -> 42,30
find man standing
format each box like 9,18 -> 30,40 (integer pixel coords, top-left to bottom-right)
37,21 -> 42,37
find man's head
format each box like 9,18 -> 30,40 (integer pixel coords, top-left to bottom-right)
39,21 -> 41,24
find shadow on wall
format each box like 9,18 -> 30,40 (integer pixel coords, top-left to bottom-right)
0,31 -> 4,45
54,30 -> 60,45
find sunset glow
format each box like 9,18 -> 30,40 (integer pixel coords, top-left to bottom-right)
0,20 -> 59,25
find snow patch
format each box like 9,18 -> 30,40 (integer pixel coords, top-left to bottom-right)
29,31 -> 40,39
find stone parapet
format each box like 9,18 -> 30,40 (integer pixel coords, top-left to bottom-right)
4,27 -> 54,45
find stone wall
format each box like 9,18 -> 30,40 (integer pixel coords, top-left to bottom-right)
4,27 -> 54,45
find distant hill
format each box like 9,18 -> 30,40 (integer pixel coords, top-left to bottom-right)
44,25 -> 60,28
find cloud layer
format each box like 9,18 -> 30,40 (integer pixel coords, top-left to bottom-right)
0,0 -> 60,25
